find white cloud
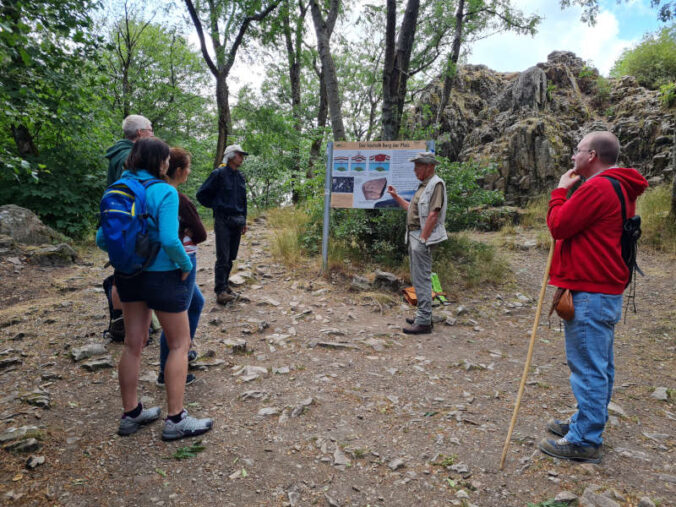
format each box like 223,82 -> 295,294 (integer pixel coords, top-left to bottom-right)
467,0 -> 642,76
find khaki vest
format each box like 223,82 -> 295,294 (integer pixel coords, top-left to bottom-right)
406,174 -> 448,245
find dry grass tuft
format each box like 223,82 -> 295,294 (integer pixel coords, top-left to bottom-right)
637,184 -> 676,257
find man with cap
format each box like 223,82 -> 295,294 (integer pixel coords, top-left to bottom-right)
387,152 -> 448,334
197,144 -> 249,305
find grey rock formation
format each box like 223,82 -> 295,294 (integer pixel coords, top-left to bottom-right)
414,51 -> 675,204
0,204 -> 65,245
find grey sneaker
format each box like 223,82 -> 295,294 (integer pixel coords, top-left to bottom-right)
118,405 -> 161,436
538,437 -> 601,463
162,410 -> 213,441
546,418 -> 570,438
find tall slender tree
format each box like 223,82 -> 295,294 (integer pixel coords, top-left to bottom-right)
184,0 -> 280,167
308,0 -> 345,141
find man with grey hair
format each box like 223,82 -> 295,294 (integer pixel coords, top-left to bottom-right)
387,152 -> 448,334
197,144 -> 249,304
105,114 -> 154,186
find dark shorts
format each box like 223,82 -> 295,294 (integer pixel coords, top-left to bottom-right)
114,269 -> 191,313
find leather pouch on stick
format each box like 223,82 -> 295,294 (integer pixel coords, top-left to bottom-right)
549,287 -> 574,321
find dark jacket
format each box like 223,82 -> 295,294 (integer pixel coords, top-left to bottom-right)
196,164 -> 247,217
178,192 -> 207,244
105,139 -> 134,186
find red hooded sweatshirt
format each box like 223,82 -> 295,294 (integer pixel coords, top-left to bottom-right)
547,167 -> 648,295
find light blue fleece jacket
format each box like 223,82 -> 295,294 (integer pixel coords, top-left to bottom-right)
97,169 -> 192,273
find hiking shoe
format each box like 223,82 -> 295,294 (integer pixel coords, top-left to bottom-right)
405,317 -> 433,328
118,405 -> 161,436
547,418 -> 570,438
156,373 -> 197,387
188,350 -> 198,362
403,323 -> 432,334
217,291 -> 235,305
161,410 -> 213,441
538,437 -> 601,463
109,316 -> 125,342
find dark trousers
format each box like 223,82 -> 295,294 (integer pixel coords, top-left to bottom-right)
214,215 -> 243,294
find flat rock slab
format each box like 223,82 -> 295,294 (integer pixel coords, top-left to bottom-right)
70,343 -> 107,362
20,391 -> 50,409
0,357 -> 22,369
4,437 -> 41,453
312,342 -> 360,350
81,356 -> 115,371
0,425 -> 40,444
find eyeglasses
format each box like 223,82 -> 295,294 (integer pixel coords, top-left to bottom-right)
574,148 -> 594,155
142,127 -> 154,134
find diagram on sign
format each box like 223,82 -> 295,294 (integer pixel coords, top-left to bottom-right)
351,152 -> 366,172
369,153 -> 390,173
330,141 -> 428,209
333,154 -> 349,172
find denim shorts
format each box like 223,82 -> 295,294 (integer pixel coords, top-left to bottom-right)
114,269 -> 191,313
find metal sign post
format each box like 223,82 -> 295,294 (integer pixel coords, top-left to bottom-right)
321,141 -> 333,273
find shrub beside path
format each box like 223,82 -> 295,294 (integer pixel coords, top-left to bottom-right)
0,217 -> 674,506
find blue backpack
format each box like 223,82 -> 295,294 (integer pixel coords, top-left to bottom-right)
99,177 -> 164,276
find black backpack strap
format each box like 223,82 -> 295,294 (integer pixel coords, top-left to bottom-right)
603,176 -> 626,223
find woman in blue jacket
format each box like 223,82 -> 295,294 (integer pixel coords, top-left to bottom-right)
97,137 -> 212,441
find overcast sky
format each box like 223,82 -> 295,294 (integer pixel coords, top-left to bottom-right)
117,0 -> 666,89
467,0 -> 664,75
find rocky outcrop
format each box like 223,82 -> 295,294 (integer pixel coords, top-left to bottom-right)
415,51 -> 675,204
0,204 -> 75,264
0,205 -> 66,245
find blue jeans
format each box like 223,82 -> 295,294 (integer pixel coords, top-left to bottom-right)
563,291 -> 622,447
159,254 -> 204,376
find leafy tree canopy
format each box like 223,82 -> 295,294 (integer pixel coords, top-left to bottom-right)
610,24 -> 676,89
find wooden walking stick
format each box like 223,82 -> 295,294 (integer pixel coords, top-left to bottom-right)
499,238 -> 555,470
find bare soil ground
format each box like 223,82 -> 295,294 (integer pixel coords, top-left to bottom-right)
0,218 -> 674,506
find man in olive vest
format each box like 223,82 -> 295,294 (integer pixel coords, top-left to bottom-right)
387,152 -> 448,334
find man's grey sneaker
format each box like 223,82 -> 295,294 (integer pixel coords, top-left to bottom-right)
161,410 -> 213,441
547,418 -> 570,438
118,405 -> 161,436
188,350 -> 198,362
156,373 -> 197,387
538,437 -> 601,463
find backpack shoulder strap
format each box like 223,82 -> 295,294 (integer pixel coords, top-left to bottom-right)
602,175 -> 626,222
141,178 -> 165,189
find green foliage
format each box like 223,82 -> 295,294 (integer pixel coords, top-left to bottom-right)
637,184 -> 676,256
610,24 -> 676,89
591,76 -> 611,108
659,81 -> 676,107
578,64 -> 596,79
232,87 -> 309,209
546,84 -> 557,101
170,440 -> 206,460
299,156 -> 504,266
526,500 -> 569,507
0,4 -> 216,238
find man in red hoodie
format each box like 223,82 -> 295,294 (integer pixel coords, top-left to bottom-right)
539,131 -> 648,463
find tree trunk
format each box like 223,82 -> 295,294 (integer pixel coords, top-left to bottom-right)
11,124 -> 38,158
309,0 -> 345,141
308,67 -> 329,178
214,76 -> 230,168
381,0 -> 420,141
671,132 -> 676,217
283,0 -> 306,201
435,0 -> 464,128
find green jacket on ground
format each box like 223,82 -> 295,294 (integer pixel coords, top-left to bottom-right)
105,139 -> 133,186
